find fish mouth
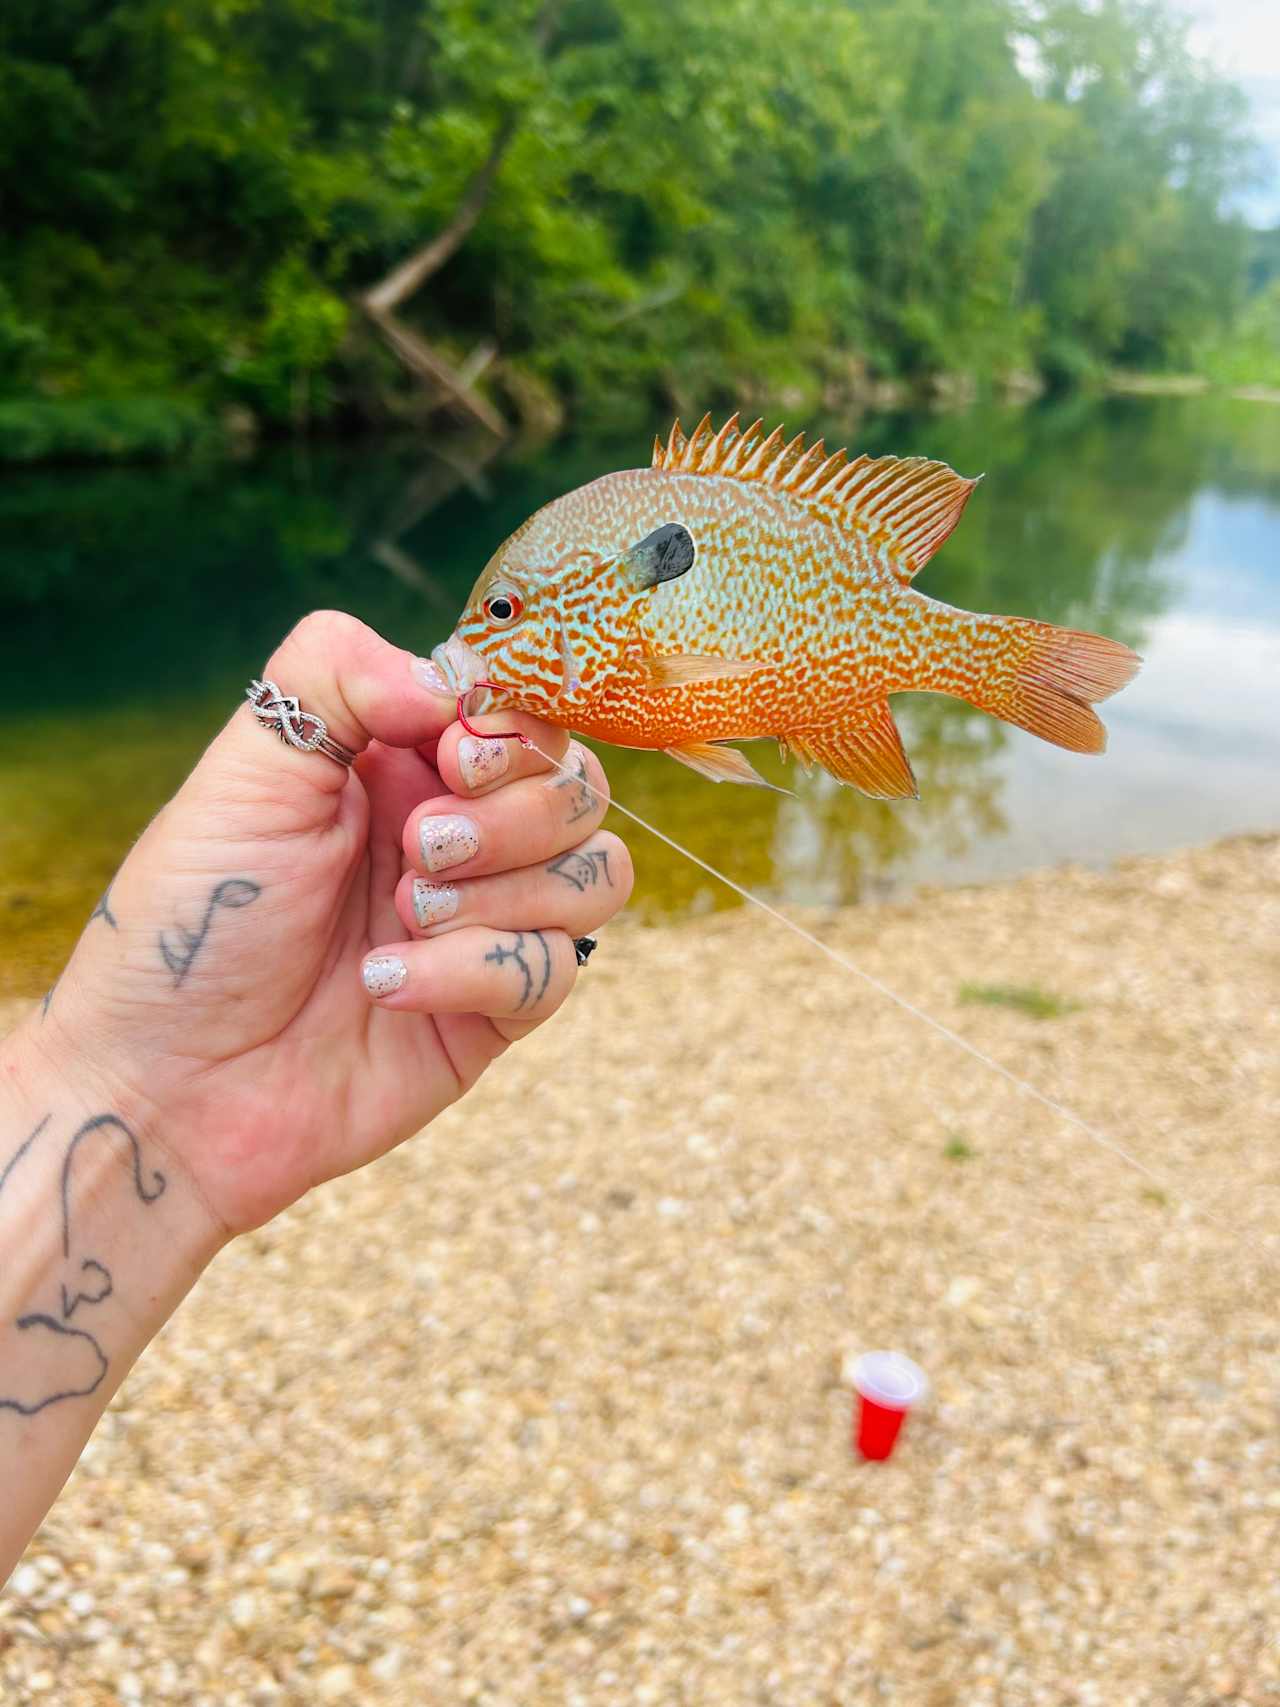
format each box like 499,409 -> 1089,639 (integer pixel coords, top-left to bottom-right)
430,636 -> 488,695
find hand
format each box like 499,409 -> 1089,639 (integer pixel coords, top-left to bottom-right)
30,610 -> 631,1237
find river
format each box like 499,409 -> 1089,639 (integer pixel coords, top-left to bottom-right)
2,393 -> 1277,998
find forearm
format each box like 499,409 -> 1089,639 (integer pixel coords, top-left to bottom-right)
0,1020 -> 225,1581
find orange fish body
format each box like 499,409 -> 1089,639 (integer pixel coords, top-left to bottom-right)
432,414 -> 1140,798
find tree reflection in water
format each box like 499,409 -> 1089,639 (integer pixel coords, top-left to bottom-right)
2,394 -> 1278,992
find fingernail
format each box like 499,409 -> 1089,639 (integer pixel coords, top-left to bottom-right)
412,878 -> 460,928
412,656 -> 452,695
457,734 -> 510,790
362,955 -> 407,998
420,813 -> 479,873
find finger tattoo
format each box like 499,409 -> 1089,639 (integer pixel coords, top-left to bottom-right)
547,849 -> 612,892
483,930 -> 553,1011
549,748 -> 595,824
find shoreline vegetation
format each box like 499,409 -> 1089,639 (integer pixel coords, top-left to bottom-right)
1,364 -> 1277,471
3,0 -> 1278,469
2,367 -> 1280,471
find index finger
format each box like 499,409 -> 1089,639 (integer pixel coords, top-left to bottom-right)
435,710 -> 572,799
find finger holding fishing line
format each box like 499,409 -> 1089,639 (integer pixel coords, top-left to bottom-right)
361,925 -> 580,1038
403,744 -> 611,881
393,830 -> 633,939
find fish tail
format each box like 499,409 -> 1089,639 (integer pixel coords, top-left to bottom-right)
934,610 -> 1141,753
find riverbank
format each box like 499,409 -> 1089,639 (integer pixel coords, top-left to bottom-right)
3,832 -> 1278,1703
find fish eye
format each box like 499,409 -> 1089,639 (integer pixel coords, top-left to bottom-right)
483,587 -> 524,627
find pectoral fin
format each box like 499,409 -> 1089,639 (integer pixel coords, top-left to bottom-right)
636,653 -> 768,689
664,740 -> 790,792
786,704 -> 919,800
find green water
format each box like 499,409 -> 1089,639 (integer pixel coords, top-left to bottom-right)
3,395 -> 1279,999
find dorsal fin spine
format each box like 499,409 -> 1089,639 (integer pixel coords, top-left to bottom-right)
786,440 -> 827,491
764,431 -> 806,486
795,450 -> 847,500
650,415 -> 978,578
682,412 -> 714,472
729,418 -> 765,475
703,413 -> 740,472
738,425 -> 785,479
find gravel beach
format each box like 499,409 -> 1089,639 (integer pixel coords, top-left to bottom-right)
3,833 -> 1278,1706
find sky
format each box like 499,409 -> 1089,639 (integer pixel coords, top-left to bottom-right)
1183,0 -> 1280,224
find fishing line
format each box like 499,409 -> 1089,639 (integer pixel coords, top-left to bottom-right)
526,737 -> 1225,1226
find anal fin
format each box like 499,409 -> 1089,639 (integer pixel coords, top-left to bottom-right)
786,703 -> 919,800
636,653 -> 768,689
664,740 -> 789,792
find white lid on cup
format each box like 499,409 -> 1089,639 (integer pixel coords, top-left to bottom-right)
851,1350 -> 929,1410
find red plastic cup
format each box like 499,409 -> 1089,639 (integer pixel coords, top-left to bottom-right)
851,1351 -> 928,1461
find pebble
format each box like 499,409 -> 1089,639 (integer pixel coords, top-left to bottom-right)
315,1665 -> 358,1701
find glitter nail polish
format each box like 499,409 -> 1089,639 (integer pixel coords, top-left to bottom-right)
411,656 -> 452,694
419,814 -> 479,873
412,878 -> 460,928
457,735 -> 510,791
362,955 -> 407,998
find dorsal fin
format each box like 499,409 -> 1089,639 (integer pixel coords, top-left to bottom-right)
651,413 -> 980,580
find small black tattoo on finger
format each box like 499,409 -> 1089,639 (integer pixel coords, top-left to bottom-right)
484,930 -> 553,1011
547,849 -> 612,892
550,748 -> 596,824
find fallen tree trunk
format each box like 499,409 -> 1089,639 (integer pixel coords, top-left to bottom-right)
357,6 -> 560,438
361,115 -> 518,320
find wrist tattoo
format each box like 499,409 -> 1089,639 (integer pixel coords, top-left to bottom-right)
158,876 -> 261,987
484,930 -> 553,1011
547,849 -> 612,893
0,1115 -> 51,1197
0,1111 -> 167,1417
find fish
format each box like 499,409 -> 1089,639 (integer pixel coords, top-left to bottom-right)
431,413 -> 1141,798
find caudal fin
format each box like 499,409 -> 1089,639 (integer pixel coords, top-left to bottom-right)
972,619 -> 1141,754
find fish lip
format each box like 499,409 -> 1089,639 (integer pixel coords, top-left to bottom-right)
430,636 -> 487,695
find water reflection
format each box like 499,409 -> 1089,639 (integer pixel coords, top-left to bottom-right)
1,396 -> 1278,991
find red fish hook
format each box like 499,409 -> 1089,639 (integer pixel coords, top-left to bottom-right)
456,681 -> 533,747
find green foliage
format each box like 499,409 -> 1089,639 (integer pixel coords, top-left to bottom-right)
0,398 -> 219,465
0,0 -> 1264,458
943,1135 -> 976,1161
1196,282 -> 1280,390
958,982 -> 1083,1019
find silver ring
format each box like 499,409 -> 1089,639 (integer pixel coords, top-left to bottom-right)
245,678 -> 357,768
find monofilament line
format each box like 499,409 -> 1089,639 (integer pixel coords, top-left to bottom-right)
529,738 -> 1215,1225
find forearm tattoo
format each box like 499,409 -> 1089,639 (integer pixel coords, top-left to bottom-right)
0,1111 -> 167,1417
484,930 -> 553,1011
158,877 -> 261,987
547,849 -> 612,892
550,749 -> 595,824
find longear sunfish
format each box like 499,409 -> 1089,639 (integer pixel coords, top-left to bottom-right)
431,413 -> 1140,798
